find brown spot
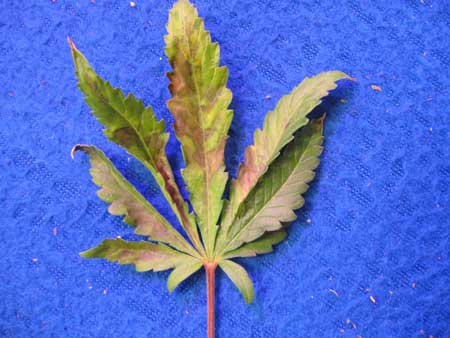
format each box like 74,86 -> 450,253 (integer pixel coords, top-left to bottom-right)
339,99 -> 346,103
371,85 -> 382,91
412,282 -> 416,288
53,227 -> 57,236
113,127 -> 138,148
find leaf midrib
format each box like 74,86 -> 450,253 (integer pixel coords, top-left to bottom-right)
179,7 -> 214,256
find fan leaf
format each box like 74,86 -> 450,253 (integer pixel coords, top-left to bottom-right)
165,0 -> 233,257
219,72 -> 349,243
72,144 -> 198,257
69,39 -> 203,255
219,260 -> 254,304
223,230 -> 286,259
81,238 -> 198,272
219,117 -> 324,254
167,260 -> 203,292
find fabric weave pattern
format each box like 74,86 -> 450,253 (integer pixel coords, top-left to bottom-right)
0,0 -> 449,337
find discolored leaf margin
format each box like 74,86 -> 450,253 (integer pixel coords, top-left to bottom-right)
218,72 -> 351,249
222,230 -> 286,259
72,144 -> 198,258
219,117 -> 325,254
68,39 -> 203,255
164,0 -> 233,257
81,238 -> 200,273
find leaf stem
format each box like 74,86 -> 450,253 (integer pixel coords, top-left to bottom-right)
205,262 -> 217,338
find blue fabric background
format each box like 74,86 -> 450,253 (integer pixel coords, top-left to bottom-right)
1,0 -> 449,337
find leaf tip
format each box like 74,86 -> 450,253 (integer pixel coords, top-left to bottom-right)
245,295 -> 254,304
67,36 -> 77,51
71,144 -> 90,159
319,113 -> 326,124
167,282 -> 175,294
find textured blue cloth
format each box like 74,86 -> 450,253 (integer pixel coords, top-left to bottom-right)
1,0 -> 449,337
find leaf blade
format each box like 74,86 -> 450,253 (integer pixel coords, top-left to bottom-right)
219,260 -> 254,304
81,238 -> 197,272
223,230 -> 286,259
69,39 -> 203,255
72,144 -> 198,257
164,0 -> 233,256
219,72 -> 349,240
221,117 -> 325,253
167,261 -> 203,293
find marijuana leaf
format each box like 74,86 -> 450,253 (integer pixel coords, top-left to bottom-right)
69,1 -> 351,337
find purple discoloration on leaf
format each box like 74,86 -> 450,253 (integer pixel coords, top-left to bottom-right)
69,39 -> 203,255
72,145 -> 198,257
165,0 -> 233,257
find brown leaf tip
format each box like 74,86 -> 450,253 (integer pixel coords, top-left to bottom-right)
319,113 -> 327,124
67,36 -> 77,51
71,144 -> 89,159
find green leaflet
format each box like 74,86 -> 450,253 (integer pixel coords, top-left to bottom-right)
164,0 -> 233,257
81,238 -> 199,272
223,230 -> 286,259
167,260 -> 203,292
68,39 -> 203,255
219,118 -> 325,254
72,144 -> 198,258
219,260 -> 254,304
218,72 -> 350,245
